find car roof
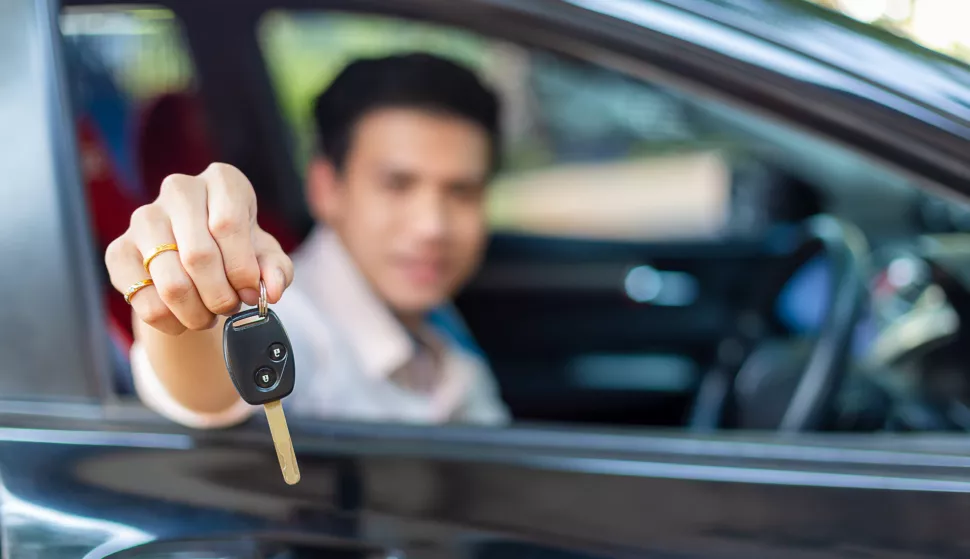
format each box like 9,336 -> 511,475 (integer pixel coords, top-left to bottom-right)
662,0 -> 970,129
66,0 -> 970,129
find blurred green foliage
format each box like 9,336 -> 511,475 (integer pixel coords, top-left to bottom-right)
259,11 -> 493,172
60,7 -> 194,100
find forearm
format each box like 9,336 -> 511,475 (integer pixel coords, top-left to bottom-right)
133,312 -> 243,414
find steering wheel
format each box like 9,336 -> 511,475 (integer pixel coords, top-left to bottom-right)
688,214 -> 870,431
860,254 -> 970,432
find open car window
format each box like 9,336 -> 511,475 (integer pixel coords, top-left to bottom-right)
51,2 -> 970,433
253,9 -> 970,430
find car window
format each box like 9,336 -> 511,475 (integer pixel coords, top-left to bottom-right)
53,4 -> 970,432
254,9 -> 970,431
61,5 -> 216,393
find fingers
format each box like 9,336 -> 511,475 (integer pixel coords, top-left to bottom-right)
254,228 -> 294,304
159,174 -> 241,316
201,163 -> 261,296
128,204 -> 215,331
104,163 -> 291,336
105,235 -> 186,336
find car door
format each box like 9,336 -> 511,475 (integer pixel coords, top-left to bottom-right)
8,0 -> 970,558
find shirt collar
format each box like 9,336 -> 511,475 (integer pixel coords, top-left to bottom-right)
290,226 -> 415,380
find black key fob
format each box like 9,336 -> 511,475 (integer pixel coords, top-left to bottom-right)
223,308 -> 295,406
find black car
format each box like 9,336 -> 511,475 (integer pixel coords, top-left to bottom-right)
7,0 -> 970,556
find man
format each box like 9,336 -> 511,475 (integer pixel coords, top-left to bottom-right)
104,53 -> 510,427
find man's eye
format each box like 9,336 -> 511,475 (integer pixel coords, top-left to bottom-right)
384,176 -> 412,191
451,183 -> 483,201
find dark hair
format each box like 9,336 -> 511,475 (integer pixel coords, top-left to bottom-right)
312,53 -> 501,175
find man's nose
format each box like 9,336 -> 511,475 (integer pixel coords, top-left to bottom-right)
410,187 -> 448,240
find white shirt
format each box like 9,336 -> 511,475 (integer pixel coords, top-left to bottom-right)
131,227 -> 510,428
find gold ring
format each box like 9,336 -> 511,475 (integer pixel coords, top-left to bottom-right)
124,278 -> 154,305
143,243 -> 178,274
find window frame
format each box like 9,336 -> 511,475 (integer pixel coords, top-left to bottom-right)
33,0 -> 970,431
0,0 -> 111,408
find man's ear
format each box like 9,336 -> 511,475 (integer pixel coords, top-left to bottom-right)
306,157 -> 340,223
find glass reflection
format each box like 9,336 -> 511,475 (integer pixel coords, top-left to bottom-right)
0,485 -> 152,559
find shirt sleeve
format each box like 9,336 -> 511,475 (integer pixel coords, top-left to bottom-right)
130,340 -> 256,429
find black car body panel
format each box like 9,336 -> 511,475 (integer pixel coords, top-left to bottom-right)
6,414 -> 970,557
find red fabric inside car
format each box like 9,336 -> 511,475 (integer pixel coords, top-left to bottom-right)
78,115 -> 140,348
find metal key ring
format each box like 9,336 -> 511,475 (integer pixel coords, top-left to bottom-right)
258,279 -> 268,318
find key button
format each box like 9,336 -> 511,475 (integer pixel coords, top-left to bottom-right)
255,367 -> 278,389
267,343 -> 287,362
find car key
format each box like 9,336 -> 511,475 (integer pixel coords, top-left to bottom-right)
223,280 -> 301,485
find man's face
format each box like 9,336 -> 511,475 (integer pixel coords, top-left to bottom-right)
310,108 -> 491,317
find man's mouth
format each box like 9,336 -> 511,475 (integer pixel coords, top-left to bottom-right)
394,257 -> 446,285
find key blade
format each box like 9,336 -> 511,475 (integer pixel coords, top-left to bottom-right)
263,400 -> 301,485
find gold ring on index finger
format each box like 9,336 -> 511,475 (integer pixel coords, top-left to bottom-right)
143,243 -> 179,274
124,278 -> 154,305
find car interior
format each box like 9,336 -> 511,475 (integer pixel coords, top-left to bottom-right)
60,2 -> 970,434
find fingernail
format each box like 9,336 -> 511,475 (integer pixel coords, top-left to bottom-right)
239,288 -> 259,306
275,268 -> 286,291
